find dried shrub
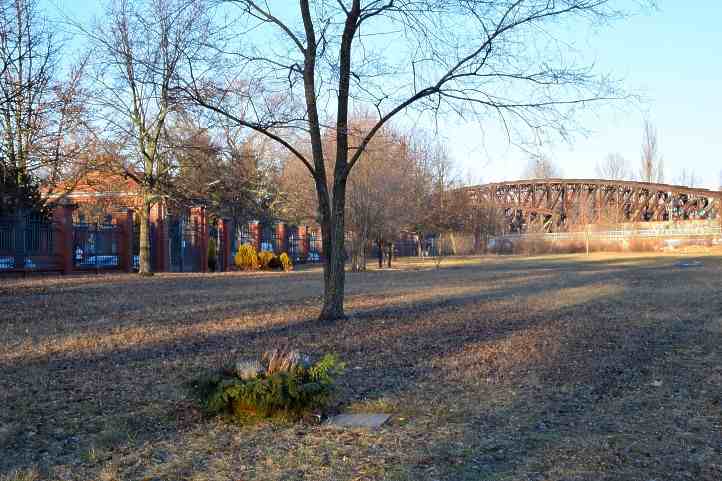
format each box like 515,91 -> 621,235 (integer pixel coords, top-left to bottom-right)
279,252 -> 293,271
267,254 -> 283,270
234,244 -> 259,271
192,348 -> 344,421
258,251 -> 275,270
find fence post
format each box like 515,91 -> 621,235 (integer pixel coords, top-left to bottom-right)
113,209 -> 134,272
52,203 -> 75,275
218,218 -> 231,272
250,221 -> 261,251
276,222 -> 287,254
200,208 -> 208,273
150,203 -> 168,272
303,225 -> 310,259
190,206 -> 209,273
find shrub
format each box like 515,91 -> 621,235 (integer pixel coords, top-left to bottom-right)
257,250 -> 275,269
234,244 -> 259,271
267,254 -> 283,270
192,348 -> 344,421
208,237 -> 218,271
279,252 -> 293,271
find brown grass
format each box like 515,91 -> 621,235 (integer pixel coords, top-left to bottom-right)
1,252 -> 721,480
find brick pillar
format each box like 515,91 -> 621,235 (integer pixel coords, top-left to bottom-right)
275,222 -> 287,254
201,208 -> 208,273
299,225 -> 308,259
250,221 -> 261,250
112,209 -> 134,272
191,206 -> 208,273
149,203 -> 168,272
218,218 -> 231,272
52,203 -> 75,275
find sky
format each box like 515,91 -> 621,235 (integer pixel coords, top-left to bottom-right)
45,1 -> 722,190
444,2 -> 722,189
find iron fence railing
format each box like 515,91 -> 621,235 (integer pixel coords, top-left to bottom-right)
73,223 -> 120,268
169,218 -> 203,272
0,214 -> 57,270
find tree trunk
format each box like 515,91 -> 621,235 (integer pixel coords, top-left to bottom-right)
387,242 -> 392,268
137,197 -> 153,276
350,237 -> 359,272
377,238 -> 383,268
360,237 -> 367,271
319,201 -> 347,320
350,233 -> 368,272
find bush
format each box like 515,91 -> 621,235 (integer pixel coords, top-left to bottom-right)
234,244 -> 259,270
257,250 -> 275,269
267,255 -> 283,270
208,237 -> 218,271
279,252 -> 293,271
192,348 -> 344,421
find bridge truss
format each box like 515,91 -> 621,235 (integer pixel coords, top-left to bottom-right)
465,178 -> 722,233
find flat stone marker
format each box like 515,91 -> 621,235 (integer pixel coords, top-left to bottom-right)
675,260 -> 703,268
326,413 -> 391,430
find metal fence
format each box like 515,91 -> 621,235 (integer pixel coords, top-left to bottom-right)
258,224 -> 286,253
284,229 -> 323,264
287,229 -> 302,262
0,213 -> 58,271
169,217 -> 203,272
73,222 -> 121,269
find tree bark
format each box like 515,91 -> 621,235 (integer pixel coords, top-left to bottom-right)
350,233 -> 368,272
319,183 -> 347,320
316,0 -> 360,321
377,238 -> 383,268
137,195 -> 153,276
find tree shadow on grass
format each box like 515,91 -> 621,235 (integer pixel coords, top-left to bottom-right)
1,258 -> 720,479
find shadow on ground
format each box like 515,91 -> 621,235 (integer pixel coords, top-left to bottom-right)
1,254 -> 720,480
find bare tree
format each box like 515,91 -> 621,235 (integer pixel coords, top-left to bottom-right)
87,0 -> 208,275
596,152 -> 630,180
523,152 -> 561,179
184,0 -> 629,320
640,119 -> 664,183
0,0 -> 90,202
344,122 -> 420,271
674,168 -> 699,187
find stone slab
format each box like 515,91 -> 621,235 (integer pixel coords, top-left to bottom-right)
326,413 -> 391,430
675,261 -> 703,268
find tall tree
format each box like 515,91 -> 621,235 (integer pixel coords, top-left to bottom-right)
674,168 -> 699,187
342,122 -> 419,271
87,0 -> 208,275
523,152 -> 561,179
170,120 -> 283,226
185,0 -> 629,320
0,0 -> 90,203
596,153 -> 630,180
640,119 -> 664,183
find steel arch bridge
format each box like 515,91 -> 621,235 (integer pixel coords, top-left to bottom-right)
464,178 -> 722,233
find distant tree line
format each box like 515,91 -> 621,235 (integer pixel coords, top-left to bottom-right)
2,0 -> 652,319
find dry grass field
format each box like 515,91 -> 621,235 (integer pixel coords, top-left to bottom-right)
1,253 -> 721,481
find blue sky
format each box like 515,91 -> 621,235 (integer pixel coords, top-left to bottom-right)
46,1 -> 722,189
446,2 -> 722,188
